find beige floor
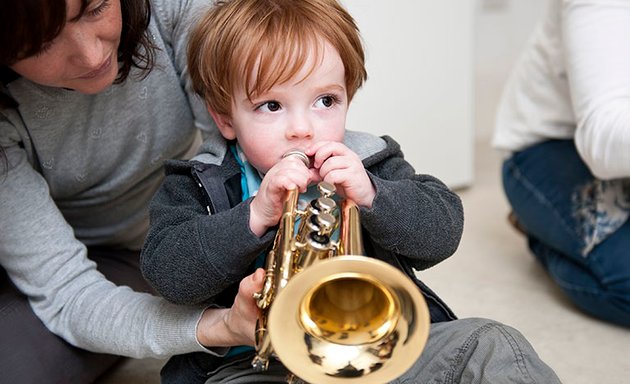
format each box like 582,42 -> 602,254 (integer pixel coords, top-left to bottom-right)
420,141 -> 630,384
97,140 -> 630,383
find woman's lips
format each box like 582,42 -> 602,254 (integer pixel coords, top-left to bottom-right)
78,54 -> 112,79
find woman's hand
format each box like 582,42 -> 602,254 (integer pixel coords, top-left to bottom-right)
307,141 -> 376,208
223,268 -> 264,346
196,269 -> 264,347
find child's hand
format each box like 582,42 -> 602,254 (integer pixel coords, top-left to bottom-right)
249,154 -> 314,236
307,141 -> 376,208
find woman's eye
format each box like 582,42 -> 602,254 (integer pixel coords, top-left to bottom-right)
87,0 -> 111,17
257,101 -> 281,112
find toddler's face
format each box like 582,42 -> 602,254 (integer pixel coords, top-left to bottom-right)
215,40 -> 348,174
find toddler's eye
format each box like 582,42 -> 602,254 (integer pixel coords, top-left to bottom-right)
257,101 -> 281,112
315,95 -> 338,109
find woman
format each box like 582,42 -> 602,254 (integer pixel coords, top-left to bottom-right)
493,0 -> 630,327
0,0 -> 259,382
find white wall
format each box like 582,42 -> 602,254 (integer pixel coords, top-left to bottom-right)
339,0 -> 550,188
475,0 -> 550,141
341,1 -> 474,189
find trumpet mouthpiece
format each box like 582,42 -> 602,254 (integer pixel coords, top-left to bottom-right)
282,150 -> 311,168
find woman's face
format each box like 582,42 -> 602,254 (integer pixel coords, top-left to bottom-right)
10,0 -> 122,94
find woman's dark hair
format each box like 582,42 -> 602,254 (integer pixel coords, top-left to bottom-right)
0,0 -> 157,174
0,0 -> 157,109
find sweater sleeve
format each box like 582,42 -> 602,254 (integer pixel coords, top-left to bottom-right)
141,163 -> 275,305
0,124 -> 207,359
359,136 -> 464,271
563,0 -> 630,179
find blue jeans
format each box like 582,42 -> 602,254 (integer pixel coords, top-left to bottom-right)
502,140 -> 630,327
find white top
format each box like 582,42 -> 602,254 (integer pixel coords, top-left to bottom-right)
493,0 -> 630,180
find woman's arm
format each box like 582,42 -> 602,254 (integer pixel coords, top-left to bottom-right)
563,0 -> 630,179
0,141 -> 208,358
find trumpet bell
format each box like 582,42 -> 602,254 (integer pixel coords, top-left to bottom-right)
268,255 -> 430,384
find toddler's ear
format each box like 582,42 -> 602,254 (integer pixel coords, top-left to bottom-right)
207,107 -> 236,140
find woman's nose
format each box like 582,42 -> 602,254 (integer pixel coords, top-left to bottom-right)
67,26 -> 104,69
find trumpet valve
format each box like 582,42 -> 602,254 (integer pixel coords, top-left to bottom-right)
251,355 -> 269,372
317,181 -> 336,198
313,196 -> 336,213
314,212 -> 336,237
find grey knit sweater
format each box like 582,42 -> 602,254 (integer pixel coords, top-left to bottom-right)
0,0 -> 224,358
142,132 -> 464,312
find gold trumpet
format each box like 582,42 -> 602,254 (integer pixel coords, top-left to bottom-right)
252,153 -> 430,384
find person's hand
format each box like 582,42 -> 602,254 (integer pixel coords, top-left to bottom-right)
196,269 -> 264,347
222,268 -> 264,346
307,141 -> 376,208
249,155 -> 315,236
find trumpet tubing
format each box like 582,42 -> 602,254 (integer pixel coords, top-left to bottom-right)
252,180 -> 430,384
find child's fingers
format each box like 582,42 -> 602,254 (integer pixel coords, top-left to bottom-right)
318,154 -> 354,177
268,166 -> 312,193
308,141 -> 352,169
